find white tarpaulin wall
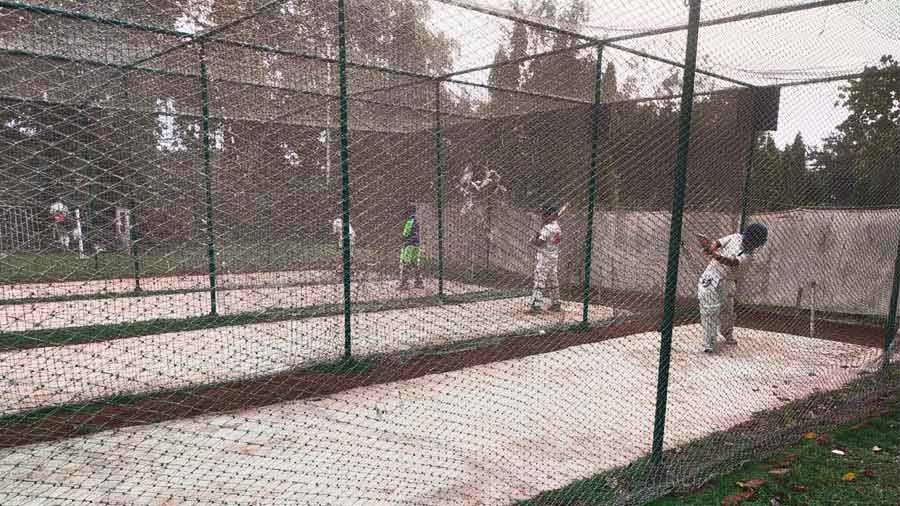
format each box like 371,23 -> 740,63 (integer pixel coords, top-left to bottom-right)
420,205 -> 900,316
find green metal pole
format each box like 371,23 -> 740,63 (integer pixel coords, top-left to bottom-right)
129,201 -> 142,292
89,176 -> 99,269
337,0 -> 353,360
884,231 -> 900,368
581,44 -> 604,328
199,44 -> 218,317
651,0 -> 703,467
434,79 -> 445,300
739,131 -> 757,232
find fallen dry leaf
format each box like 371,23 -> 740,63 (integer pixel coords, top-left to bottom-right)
815,434 -> 830,446
792,484 -> 809,492
721,490 -> 755,506
842,471 -> 856,481
737,479 -> 766,490
862,468 -> 875,479
768,468 -> 791,477
851,419 -> 871,430
803,432 -> 817,440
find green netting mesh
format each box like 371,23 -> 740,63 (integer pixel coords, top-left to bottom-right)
1,0 -> 899,504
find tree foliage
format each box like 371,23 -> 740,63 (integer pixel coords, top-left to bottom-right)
809,55 -> 900,207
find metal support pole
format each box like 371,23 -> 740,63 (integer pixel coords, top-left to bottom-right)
337,0 -> 353,360
739,131 -> 757,232
199,44 -> 218,317
129,201 -> 142,292
582,44 -> 604,327
434,79 -> 446,300
651,0 -> 703,467
884,231 -> 900,368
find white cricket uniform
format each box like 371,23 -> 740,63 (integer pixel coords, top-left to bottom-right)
50,202 -> 71,248
332,217 -> 355,257
698,233 -> 754,350
531,221 -> 561,308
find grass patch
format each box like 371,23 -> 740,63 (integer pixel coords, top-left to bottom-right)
520,367 -> 900,506
0,288 -> 531,350
646,395 -> 900,506
0,242 -> 343,284
306,357 -> 375,374
0,391 -> 150,427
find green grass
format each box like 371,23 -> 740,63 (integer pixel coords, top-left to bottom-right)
0,288 -> 530,350
518,371 -> 900,506
645,395 -> 900,506
306,357 -> 375,374
0,242 -> 343,284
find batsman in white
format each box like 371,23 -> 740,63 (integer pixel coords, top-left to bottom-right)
696,223 -> 768,353
528,204 -> 564,314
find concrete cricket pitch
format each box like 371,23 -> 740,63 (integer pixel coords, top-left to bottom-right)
1,295 -> 617,414
1,273 -> 495,332
0,325 -> 882,506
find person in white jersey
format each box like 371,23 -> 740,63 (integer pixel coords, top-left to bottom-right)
697,223 -> 768,353
529,205 -> 562,313
332,215 -> 355,261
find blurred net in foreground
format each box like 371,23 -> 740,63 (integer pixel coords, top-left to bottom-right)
0,1 -> 899,505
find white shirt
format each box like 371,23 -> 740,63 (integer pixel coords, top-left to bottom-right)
701,233 -> 753,282
332,217 -> 355,240
538,221 -> 562,259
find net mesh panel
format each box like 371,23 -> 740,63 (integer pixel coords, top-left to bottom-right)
1,0 -> 900,505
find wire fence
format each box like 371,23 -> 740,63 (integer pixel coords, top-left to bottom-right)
1,0 -> 899,505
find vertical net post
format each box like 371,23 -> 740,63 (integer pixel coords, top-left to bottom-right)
199,43 -> 218,317
434,79 -> 445,301
651,0 -> 703,467
884,231 -> 900,368
337,0 -> 353,360
581,44 -> 604,328
739,131 -> 756,232
129,200 -> 142,292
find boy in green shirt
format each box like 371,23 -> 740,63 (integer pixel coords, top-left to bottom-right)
399,205 -> 424,290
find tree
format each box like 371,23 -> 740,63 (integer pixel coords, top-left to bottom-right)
810,55 -> 900,207
486,18 -> 528,115
522,0 -> 594,99
780,132 -> 809,206
601,62 -> 625,103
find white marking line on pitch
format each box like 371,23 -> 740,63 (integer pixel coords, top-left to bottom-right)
0,278 -> 479,332
0,326 -> 880,506
0,298 -> 616,414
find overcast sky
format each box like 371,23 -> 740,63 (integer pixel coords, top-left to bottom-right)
427,0 -> 899,147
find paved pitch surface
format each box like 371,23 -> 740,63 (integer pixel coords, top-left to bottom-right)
1,275 -> 484,332
1,298 -> 616,414
0,326 -> 880,506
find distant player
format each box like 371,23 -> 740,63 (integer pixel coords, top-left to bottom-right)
49,201 -> 72,249
399,205 -> 424,290
529,205 -> 562,313
331,215 -> 356,259
697,223 -> 768,353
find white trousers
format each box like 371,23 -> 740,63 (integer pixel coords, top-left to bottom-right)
531,253 -> 559,308
698,274 -> 735,349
